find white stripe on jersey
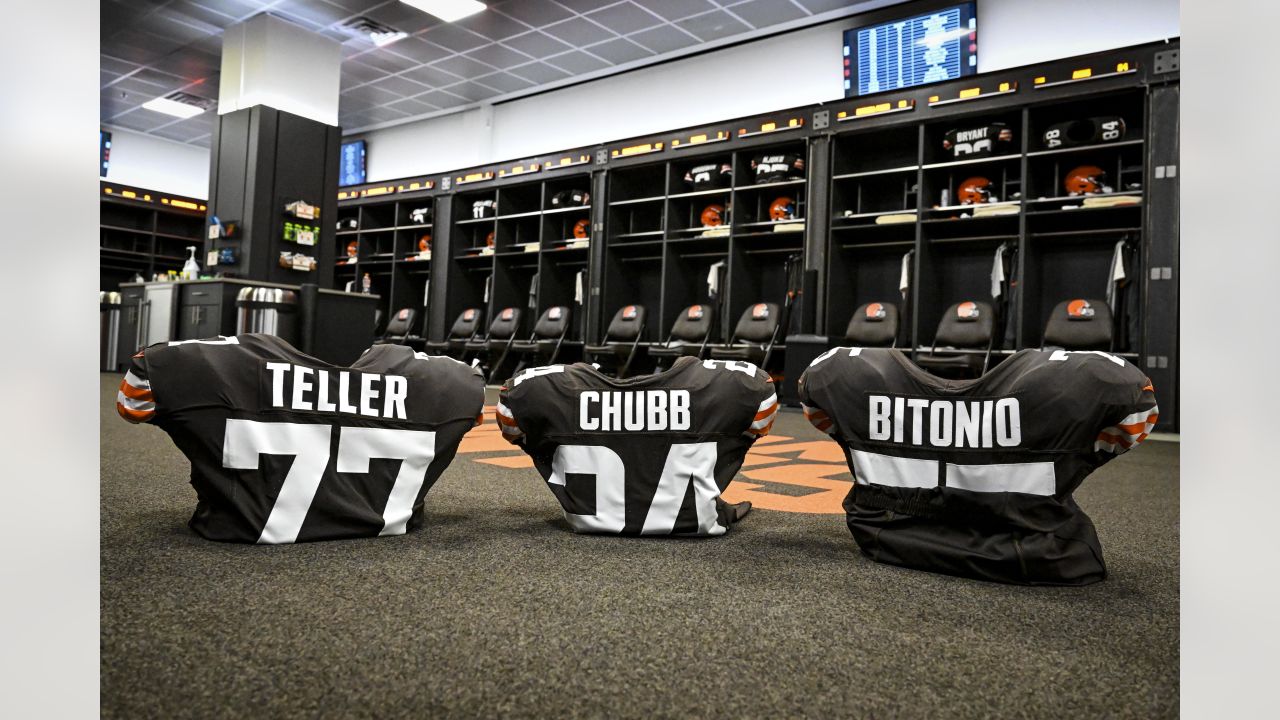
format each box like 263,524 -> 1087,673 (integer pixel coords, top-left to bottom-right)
748,393 -> 779,434
495,401 -> 524,439
1095,405 -> 1159,454
124,370 -> 150,390
116,391 -> 155,413
852,449 -> 1058,496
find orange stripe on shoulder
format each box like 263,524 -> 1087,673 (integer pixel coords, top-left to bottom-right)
754,402 -> 778,421
119,381 -> 153,401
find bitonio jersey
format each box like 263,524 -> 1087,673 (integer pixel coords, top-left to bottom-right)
798,348 -> 1158,586
496,358 -> 779,536
750,153 -> 805,184
116,334 -> 485,544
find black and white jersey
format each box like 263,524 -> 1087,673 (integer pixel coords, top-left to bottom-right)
750,153 -> 805,184
798,348 -> 1158,585
683,162 -> 732,190
496,358 -> 778,536
117,334 -> 485,544
941,123 -> 1015,158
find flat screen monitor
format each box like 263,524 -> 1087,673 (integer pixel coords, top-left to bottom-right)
843,2 -> 977,97
100,130 -> 112,177
339,139 -> 367,187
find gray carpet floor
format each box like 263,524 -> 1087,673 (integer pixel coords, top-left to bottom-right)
101,374 -> 1179,719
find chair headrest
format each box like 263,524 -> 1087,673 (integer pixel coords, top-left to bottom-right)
670,304 -> 712,342
450,308 -> 483,338
934,301 -> 993,348
533,306 -> 571,338
733,303 -> 779,343
607,305 -> 645,340
1044,299 -> 1112,349
846,302 -> 898,347
489,307 -> 522,339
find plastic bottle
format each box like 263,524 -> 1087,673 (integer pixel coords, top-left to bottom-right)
182,246 -> 201,280
362,272 -> 372,294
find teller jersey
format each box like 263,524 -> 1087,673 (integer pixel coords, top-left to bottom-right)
117,334 -> 484,544
798,347 -> 1157,585
497,358 -> 778,536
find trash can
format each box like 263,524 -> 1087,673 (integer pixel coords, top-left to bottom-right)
100,291 -> 121,372
236,287 -> 299,344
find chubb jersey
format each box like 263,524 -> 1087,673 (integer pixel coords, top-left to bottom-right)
798,348 -> 1158,585
496,358 -> 778,536
117,334 -> 485,544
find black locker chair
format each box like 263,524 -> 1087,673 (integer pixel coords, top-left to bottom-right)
708,303 -> 780,367
914,300 -> 995,379
845,301 -> 900,348
1041,299 -> 1114,351
464,307 -> 522,380
510,306 -> 572,371
649,304 -> 715,368
584,304 -> 646,378
424,307 -> 484,357
377,307 -> 420,346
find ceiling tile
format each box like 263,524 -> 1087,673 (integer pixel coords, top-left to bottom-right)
147,15 -> 220,45
341,60 -> 386,85
186,0 -> 265,21
444,81 -> 499,102
454,10 -> 530,41
364,106 -> 413,124
552,0 -> 621,12
582,37 -> 653,65
269,0 -> 354,28
473,71 -> 535,94
417,89 -> 470,109
432,55 -> 496,80
675,10 -> 750,41
101,69 -> 121,88
339,110 -> 379,129
106,75 -> 173,100
727,0 -> 808,27
628,24 -> 698,54
465,43 -> 533,69
401,64 -> 465,88
112,110 -> 180,133
419,23 -> 490,53
100,55 -> 141,75
386,37 -> 453,65
105,29 -> 187,64
130,67 -> 190,89
166,0 -> 238,29
585,2 -> 664,34
501,31 -> 572,58
543,16 -> 616,47
544,50 -> 610,75
634,0 -> 717,21
341,83 -> 404,105
321,0 -> 386,12
386,96 -> 438,116
370,74 -> 430,97
508,62 -> 572,84
353,48 -> 420,74
496,0 -> 574,26
149,124 -> 203,143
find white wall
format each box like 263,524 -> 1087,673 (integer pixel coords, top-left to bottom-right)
362,0 -> 1178,181
101,127 -> 210,199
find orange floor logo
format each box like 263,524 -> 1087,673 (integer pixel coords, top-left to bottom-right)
459,407 -> 851,514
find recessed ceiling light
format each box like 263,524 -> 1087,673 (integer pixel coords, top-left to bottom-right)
141,92 -> 213,119
400,0 -> 486,23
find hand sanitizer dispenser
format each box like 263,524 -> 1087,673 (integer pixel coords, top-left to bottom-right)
182,246 -> 201,280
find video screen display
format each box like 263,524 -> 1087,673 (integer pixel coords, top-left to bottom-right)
339,139 -> 367,187
844,3 -> 977,97
101,130 -> 112,177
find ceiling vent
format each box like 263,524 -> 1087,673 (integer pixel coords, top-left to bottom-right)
341,17 -> 408,47
162,92 -> 216,111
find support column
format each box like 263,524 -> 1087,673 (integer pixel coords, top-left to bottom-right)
205,14 -> 342,287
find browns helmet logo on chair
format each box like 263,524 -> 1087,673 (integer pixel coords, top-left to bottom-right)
956,301 -> 980,320
752,303 -> 770,320
687,305 -> 704,320
623,305 -> 638,320
865,302 -> 886,321
1067,299 -> 1096,319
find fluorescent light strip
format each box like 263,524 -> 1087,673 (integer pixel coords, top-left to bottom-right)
399,0 -> 486,23
141,97 -> 206,119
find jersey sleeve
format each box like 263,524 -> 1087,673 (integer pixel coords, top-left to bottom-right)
1094,376 -> 1159,455
797,350 -> 838,435
746,373 -> 779,437
116,351 -> 156,424
495,385 -> 524,445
